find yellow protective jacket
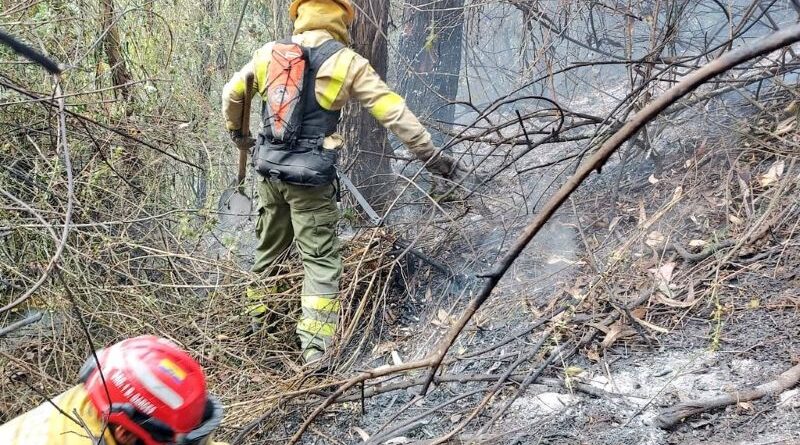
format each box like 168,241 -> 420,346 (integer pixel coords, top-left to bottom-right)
0,385 -> 229,445
222,29 -> 439,166
0,385 -> 116,445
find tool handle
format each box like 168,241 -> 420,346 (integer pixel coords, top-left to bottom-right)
237,72 -> 255,187
237,149 -> 248,189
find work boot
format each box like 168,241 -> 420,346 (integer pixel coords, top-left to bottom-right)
244,312 -> 266,337
301,347 -> 330,373
243,282 -> 290,337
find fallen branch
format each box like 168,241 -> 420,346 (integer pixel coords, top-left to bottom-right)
419,23 -> 800,397
0,312 -> 43,337
0,79 -> 74,315
655,361 -> 800,429
665,239 -> 736,262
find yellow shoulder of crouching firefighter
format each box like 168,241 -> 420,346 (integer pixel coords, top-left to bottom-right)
0,385 -> 116,445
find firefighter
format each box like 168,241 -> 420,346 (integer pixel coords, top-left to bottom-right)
222,0 -> 465,365
0,336 -> 227,445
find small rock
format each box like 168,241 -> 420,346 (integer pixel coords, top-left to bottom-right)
652,368 -> 672,378
587,375 -> 610,389
512,392 -> 579,415
779,388 -> 800,409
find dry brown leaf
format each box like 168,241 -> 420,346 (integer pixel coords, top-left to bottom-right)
632,315 -> 670,334
737,401 -> 754,411
759,160 -> 785,187
638,200 -> 647,227
688,239 -> 707,248
353,427 -> 370,442
608,215 -> 622,233
655,292 -> 699,308
600,321 -> 635,349
391,350 -> 403,365
631,307 -> 647,319
648,261 -> 676,294
645,231 -> 665,247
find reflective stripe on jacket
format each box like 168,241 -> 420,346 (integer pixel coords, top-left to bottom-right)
222,29 -> 438,163
0,385 -> 115,445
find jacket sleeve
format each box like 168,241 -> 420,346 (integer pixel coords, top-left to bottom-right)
221,61 -> 254,132
222,43 -> 273,132
346,53 -> 438,163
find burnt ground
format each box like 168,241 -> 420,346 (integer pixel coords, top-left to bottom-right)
2,86 -> 797,445
252,91 -> 800,445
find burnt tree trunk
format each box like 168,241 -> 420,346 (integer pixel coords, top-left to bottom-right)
267,0 -> 293,40
100,0 -> 133,101
197,0 -> 219,96
397,0 -> 464,147
340,0 -> 393,211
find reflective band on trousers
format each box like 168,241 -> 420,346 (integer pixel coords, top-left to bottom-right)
246,285 -> 280,301
301,295 -> 340,312
246,303 -> 267,317
370,92 -> 404,120
246,286 -> 278,317
297,318 -> 336,338
319,50 -> 355,109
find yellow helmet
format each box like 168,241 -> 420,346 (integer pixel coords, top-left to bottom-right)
289,0 -> 355,25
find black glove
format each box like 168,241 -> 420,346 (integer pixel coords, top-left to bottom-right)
229,129 -> 255,149
426,153 -> 469,180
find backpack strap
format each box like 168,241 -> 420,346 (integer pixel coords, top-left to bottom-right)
297,39 -> 347,140
307,39 -> 346,69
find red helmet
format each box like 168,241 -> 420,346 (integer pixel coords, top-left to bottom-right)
79,336 -> 223,445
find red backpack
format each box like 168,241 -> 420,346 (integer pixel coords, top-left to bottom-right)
264,42 -> 307,143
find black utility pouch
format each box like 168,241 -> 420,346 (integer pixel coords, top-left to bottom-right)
253,140 -> 338,187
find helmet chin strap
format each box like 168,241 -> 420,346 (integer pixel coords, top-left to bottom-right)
109,424 -> 145,445
107,397 -> 223,445
183,396 -> 224,444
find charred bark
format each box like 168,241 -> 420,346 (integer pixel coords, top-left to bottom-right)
340,0 -> 394,211
397,0 -> 464,147
100,0 -> 133,101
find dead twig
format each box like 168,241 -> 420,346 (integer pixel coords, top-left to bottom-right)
418,23 -> 800,398
0,79 -> 74,315
665,239 -> 736,262
655,361 -> 800,429
0,312 -> 43,337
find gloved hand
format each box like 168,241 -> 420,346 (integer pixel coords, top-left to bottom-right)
426,153 -> 469,180
425,153 -> 474,202
229,129 -> 256,149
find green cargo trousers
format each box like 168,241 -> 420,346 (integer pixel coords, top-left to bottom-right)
248,177 -> 341,357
